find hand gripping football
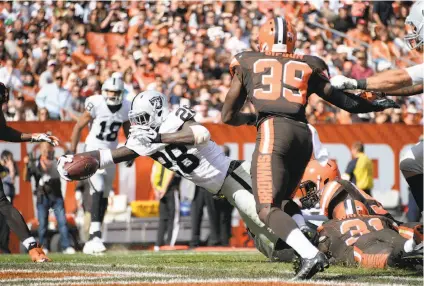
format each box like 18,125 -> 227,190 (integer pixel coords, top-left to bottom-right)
63,154 -> 99,181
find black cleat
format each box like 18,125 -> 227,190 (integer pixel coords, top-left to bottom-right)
293,252 -> 329,280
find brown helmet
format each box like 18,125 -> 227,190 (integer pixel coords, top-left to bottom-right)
258,16 -> 297,53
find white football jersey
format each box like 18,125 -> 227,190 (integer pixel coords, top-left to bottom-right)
405,63 -> 424,85
85,95 -> 131,151
125,107 -> 232,193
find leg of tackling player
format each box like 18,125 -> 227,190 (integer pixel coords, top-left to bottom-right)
400,141 -> 423,212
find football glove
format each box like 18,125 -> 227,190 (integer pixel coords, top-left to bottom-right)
57,155 -> 74,181
130,125 -> 161,145
31,133 -> 59,146
330,75 -> 359,90
371,97 -> 400,111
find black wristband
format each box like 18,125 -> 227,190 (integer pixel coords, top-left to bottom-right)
357,79 -> 367,90
154,133 -> 162,143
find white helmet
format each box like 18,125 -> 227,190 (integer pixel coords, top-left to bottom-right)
405,1 -> 424,50
129,90 -> 169,128
102,77 -> 124,105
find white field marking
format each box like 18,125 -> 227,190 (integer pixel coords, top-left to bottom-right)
3,263 -> 422,283
0,269 -> 177,278
28,277 -> 411,286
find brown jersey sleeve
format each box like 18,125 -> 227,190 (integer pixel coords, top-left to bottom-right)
229,53 -> 244,84
304,55 -> 331,96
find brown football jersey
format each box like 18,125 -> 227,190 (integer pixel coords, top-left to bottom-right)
230,51 -> 330,123
319,215 -> 396,248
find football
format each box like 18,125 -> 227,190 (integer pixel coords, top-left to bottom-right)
63,154 -> 99,181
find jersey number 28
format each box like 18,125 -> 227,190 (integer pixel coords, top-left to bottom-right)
253,59 -> 312,105
151,145 -> 200,176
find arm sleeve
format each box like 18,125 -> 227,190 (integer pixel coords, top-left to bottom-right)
229,53 -> 243,84
405,63 -> 424,85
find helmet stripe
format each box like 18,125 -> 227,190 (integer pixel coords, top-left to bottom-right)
345,199 -> 354,215
276,17 -> 284,44
273,17 -> 279,45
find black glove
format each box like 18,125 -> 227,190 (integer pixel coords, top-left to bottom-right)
371,98 -> 400,111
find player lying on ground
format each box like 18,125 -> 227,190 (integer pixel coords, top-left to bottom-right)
299,159 -> 423,269
69,76 -> 131,255
255,157 -> 423,269
0,82 -> 58,262
58,90 -> 290,276
221,16 -> 400,279
330,1 -> 424,213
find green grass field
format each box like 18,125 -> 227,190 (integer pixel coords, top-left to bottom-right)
0,250 -> 422,285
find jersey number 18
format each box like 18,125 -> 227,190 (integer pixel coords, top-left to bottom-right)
96,121 -> 122,142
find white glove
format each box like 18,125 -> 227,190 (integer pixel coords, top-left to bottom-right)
330,75 -> 358,90
31,133 -> 59,146
130,125 -> 161,145
57,155 -> 74,181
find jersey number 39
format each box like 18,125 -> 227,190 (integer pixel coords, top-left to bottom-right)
253,59 -> 312,105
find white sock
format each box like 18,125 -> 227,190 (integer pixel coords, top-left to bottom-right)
22,237 -> 36,250
404,239 -> 416,253
89,222 -> 101,234
292,214 -> 307,229
286,228 -> 319,259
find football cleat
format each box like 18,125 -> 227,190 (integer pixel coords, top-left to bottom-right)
83,237 -> 106,255
29,246 -> 52,262
293,251 -> 329,280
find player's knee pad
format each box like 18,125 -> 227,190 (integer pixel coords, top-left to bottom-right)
258,206 -> 280,225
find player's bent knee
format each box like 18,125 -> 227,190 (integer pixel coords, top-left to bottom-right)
258,206 -> 280,224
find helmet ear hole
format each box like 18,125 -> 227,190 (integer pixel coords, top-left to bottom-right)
158,110 -> 162,117
324,178 -> 329,185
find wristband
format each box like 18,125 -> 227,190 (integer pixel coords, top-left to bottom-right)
357,79 -> 367,90
99,149 -> 114,169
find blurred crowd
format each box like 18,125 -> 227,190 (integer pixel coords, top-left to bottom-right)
0,0 -> 422,125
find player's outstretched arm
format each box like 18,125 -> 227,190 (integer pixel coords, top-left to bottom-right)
385,84 -> 424,96
57,146 -> 139,181
317,82 -> 399,113
331,68 -> 421,92
70,110 -> 92,153
0,110 -> 59,145
222,75 -> 256,126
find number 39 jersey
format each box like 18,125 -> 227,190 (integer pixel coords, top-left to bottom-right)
84,95 -> 131,151
230,51 -> 330,123
125,107 -> 232,193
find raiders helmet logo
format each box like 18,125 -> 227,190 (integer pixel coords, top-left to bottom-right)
149,97 -> 163,109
